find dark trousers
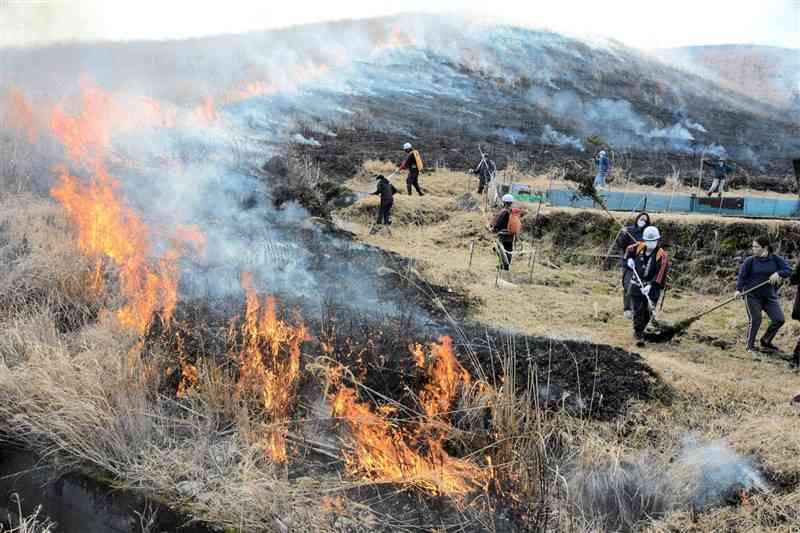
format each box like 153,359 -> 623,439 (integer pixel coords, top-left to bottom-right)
498,237 -> 513,270
630,292 -> 653,338
477,176 -> 488,194
744,293 -> 785,349
622,268 -> 633,312
406,172 -> 423,195
376,200 -> 393,225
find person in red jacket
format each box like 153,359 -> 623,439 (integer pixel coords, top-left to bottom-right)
624,226 -> 669,346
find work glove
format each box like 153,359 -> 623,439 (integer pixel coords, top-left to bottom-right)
769,272 -> 783,285
641,284 -> 652,296
734,290 -> 742,298
626,258 -> 636,270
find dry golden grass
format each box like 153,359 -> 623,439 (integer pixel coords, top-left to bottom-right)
0,194 -> 371,532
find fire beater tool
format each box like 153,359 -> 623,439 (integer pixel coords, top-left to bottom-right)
647,280 -> 772,342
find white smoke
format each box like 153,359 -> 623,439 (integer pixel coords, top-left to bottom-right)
678,438 -> 769,510
540,124 -> 584,151
291,133 -> 321,146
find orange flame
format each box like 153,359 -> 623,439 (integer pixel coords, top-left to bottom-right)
371,27 -> 416,57
3,87 -> 39,142
47,82 -> 202,335
221,62 -> 331,105
231,273 -> 308,462
194,97 -> 217,123
331,337 -> 485,495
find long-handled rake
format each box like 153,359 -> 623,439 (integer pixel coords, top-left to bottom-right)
648,280 -> 772,342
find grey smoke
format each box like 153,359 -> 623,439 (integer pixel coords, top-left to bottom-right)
568,437 -> 769,529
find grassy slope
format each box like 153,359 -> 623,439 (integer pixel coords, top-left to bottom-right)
339,162 -> 800,531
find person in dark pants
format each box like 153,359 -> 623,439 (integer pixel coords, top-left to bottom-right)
615,212 -> 651,320
399,142 -> 424,196
624,226 -> 668,346
703,156 -> 734,196
372,174 -> 399,225
488,194 -> 519,271
736,236 -> 791,356
473,155 -> 496,194
789,259 -> 800,368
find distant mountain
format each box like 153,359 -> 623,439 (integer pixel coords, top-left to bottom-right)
2,15 -> 799,190
653,45 -> 800,110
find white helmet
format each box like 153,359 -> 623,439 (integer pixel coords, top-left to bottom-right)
403,142 -> 412,150
642,226 -> 661,241
599,150 -> 607,155
502,193 -> 514,204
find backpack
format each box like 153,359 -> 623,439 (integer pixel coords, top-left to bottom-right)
412,149 -> 424,172
507,208 -> 522,235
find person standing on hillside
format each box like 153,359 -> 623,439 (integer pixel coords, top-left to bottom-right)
703,156 -> 734,196
488,194 -> 523,271
399,142 -> 424,196
372,174 -> 399,226
624,226 -> 668,346
787,257 -> 800,368
594,150 -> 611,189
472,153 -> 496,194
615,212 -> 651,320
735,236 -> 791,356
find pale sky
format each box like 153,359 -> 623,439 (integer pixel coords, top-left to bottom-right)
1,0 -> 798,50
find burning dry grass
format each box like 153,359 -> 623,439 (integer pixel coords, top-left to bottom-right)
333,162 -> 800,530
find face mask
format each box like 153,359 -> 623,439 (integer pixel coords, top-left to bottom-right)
645,240 -> 657,251
637,219 -> 647,228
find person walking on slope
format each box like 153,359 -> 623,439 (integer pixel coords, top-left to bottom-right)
625,226 -> 668,347
399,142 -> 424,196
372,174 -> 399,226
735,236 -> 791,356
787,257 -> 800,368
488,194 -> 523,271
703,156 -> 734,196
594,150 -> 611,189
472,153 -> 496,194
615,212 -> 652,320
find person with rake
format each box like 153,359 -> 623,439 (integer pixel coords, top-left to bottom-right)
615,211 -> 652,320
488,194 -> 523,272
735,236 -> 792,356
624,226 -> 669,347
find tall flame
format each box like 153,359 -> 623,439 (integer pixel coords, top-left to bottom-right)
48,83 -> 202,334
231,273 -> 308,462
331,337 -> 486,495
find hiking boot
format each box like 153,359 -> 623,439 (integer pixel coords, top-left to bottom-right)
623,310 -> 633,320
759,341 -> 780,352
746,347 -> 762,360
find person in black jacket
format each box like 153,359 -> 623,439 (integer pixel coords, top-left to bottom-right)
786,258 -> 800,368
703,156 -> 734,196
488,193 -> 519,271
372,174 -> 399,225
624,225 -> 669,346
615,212 -> 651,320
735,236 -> 791,355
399,142 -> 424,196
472,155 -> 496,194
